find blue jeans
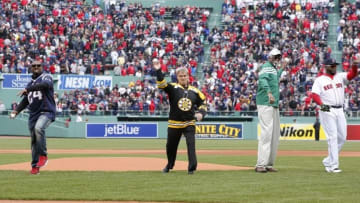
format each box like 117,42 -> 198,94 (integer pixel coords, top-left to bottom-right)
338,41 -> 343,51
29,114 -> 52,167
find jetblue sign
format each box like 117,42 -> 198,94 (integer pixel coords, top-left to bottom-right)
58,75 -> 112,90
2,74 -> 32,89
86,123 -> 158,138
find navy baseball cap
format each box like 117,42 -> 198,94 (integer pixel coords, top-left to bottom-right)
323,58 -> 339,66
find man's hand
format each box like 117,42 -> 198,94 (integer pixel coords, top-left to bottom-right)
17,89 -> 27,96
9,111 -> 18,119
353,56 -> 360,66
280,58 -> 291,69
152,58 -> 161,70
320,104 -> 330,112
194,113 -> 203,121
268,92 -> 275,104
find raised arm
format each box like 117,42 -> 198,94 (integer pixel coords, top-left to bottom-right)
347,57 -> 360,80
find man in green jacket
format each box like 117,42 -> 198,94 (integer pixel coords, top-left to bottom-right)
255,48 -> 289,173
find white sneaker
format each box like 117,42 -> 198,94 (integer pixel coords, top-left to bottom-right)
332,168 -> 342,173
325,167 -> 342,173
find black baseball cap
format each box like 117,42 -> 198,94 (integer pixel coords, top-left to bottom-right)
323,58 -> 339,66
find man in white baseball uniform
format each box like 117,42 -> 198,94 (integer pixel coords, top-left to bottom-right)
311,57 -> 359,173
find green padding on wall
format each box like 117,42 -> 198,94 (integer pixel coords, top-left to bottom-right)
1,115 -> 360,139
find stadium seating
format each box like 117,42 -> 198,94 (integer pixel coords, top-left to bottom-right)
0,0 -> 358,117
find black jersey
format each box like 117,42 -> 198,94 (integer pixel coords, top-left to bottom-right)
156,70 -> 207,128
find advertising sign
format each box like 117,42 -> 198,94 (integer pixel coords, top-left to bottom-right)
86,123 -> 158,138
58,75 -> 112,90
2,74 -> 32,89
258,123 -> 326,140
195,123 -> 243,139
347,125 -> 360,140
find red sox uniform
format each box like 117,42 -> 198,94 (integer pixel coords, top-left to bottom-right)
312,58 -> 358,173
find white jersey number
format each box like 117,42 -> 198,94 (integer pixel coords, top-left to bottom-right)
28,91 -> 43,104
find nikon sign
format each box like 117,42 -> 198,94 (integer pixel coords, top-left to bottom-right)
257,123 -> 326,140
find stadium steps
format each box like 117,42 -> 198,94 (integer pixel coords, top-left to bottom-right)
196,13 -> 222,81
327,12 -> 342,70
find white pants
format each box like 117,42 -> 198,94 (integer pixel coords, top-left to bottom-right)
319,108 -> 347,169
256,105 -> 280,168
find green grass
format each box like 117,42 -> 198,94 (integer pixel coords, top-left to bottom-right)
0,138 -> 360,202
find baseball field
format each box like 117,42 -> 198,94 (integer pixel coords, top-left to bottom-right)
0,137 -> 360,203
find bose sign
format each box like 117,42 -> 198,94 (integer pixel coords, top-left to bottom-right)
86,123 -> 158,138
2,74 -> 32,89
58,75 -> 112,90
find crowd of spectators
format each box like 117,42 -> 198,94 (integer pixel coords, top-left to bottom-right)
1,0 -> 360,117
0,0 -> 209,79
338,0 -> 360,117
53,79 -> 170,117
201,0 -> 332,116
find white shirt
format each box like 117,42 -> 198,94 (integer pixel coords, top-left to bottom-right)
76,115 -> 83,122
312,73 -> 348,106
337,33 -> 343,42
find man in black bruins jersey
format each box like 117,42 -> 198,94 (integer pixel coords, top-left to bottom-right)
153,59 -> 207,175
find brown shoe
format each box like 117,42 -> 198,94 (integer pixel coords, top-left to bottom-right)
266,167 -> 278,172
255,167 -> 267,173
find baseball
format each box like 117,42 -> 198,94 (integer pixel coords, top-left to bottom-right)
10,112 -> 16,119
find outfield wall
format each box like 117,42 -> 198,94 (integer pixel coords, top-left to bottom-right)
1,115 -> 359,140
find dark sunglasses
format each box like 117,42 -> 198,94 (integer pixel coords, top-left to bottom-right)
32,64 -> 41,68
325,64 -> 337,67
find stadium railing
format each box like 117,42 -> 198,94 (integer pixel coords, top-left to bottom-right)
2,110 -> 359,118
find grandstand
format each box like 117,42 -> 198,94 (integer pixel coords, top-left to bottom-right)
0,0 -> 360,139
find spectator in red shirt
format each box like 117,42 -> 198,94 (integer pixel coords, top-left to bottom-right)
89,103 -> 97,115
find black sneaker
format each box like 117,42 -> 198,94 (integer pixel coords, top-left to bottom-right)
162,167 -> 170,173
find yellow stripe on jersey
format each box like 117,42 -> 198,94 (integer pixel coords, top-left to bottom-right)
168,120 -> 196,128
198,91 -> 206,100
198,104 -> 207,111
156,79 -> 167,89
188,86 -> 206,100
172,83 -> 184,89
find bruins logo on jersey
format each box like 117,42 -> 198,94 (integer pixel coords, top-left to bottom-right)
178,97 -> 192,111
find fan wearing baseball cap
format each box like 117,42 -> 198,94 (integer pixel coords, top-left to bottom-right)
311,57 -> 359,173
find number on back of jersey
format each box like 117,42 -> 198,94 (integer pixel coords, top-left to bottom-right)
28,91 -> 43,104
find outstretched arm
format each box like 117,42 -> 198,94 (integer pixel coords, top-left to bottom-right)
153,59 -> 164,81
347,58 -> 360,80
10,97 -> 29,119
